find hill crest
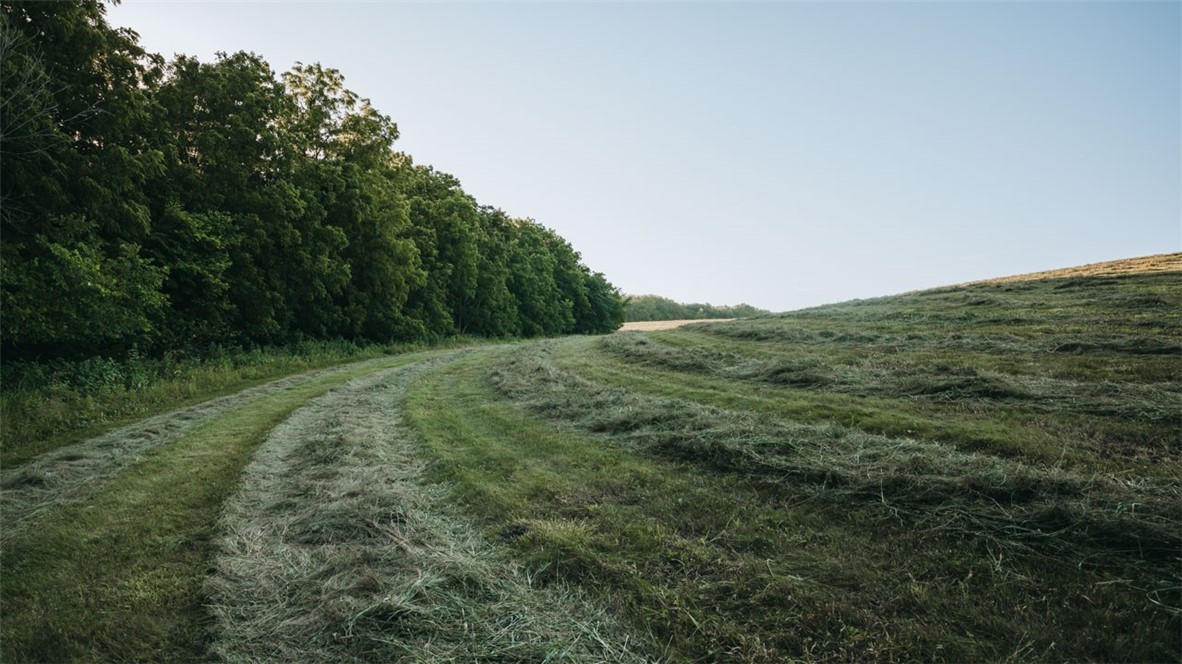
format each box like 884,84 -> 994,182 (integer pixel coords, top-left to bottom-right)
966,253 -> 1181,286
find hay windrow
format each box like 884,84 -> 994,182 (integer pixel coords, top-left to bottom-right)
600,333 -> 1182,426
0,360 -> 382,544
490,342 -> 1181,582
207,354 -> 647,662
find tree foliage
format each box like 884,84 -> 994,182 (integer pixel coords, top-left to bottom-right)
0,0 -> 625,361
625,295 -> 769,322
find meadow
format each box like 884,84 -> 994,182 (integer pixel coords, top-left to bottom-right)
2,257 -> 1178,662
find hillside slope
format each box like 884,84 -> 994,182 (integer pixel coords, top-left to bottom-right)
4,261 -> 1179,662
406,265 -> 1181,661
969,252 -> 1181,285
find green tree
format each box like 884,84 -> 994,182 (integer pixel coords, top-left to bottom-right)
578,272 -> 626,333
462,207 -> 521,337
153,51 -> 306,344
0,1 -> 628,363
397,163 -> 484,336
507,221 -> 571,337
282,63 -> 420,341
1,0 -> 167,358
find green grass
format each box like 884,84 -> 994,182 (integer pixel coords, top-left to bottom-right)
566,331 -> 1178,476
578,274 -> 1181,478
0,352 -> 435,662
555,335 -> 1076,466
206,355 -> 644,662
404,341 -> 1178,662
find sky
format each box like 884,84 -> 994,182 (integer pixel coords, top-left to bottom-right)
108,1 -> 1180,313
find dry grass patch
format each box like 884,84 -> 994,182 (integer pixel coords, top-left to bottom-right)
968,252 -> 1182,285
620,319 -> 734,331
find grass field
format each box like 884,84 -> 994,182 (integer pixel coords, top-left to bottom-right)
2,257 -> 1178,661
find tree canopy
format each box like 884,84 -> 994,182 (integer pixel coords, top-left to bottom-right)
624,295 -> 769,322
0,0 -> 625,361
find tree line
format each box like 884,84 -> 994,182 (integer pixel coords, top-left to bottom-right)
0,1 -> 625,362
625,295 -> 769,322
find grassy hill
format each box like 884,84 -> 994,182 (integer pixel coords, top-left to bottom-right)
967,251 -> 1181,284
409,263 -> 1178,661
3,257 -> 1179,661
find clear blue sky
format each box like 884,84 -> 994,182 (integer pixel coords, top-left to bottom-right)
109,1 -> 1180,312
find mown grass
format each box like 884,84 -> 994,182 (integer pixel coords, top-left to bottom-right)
404,270 -> 1180,662
405,345 -> 1177,662
557,336 -> 1078,467
0,339 -> 475,467
0,351 -> 435,663
208,356 -> 645,662
573,332 -> 1178,476
3,266 -> 1176,662
578,273 -> 1181,477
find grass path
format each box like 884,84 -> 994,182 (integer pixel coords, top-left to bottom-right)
0,351 -> 438,662
207,351 -> 643,661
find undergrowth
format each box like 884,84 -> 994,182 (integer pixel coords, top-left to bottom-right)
0,338 -> 477,467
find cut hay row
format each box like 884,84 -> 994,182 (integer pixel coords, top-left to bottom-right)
0,358 -> 389,544
208,353 -> 645,662
601,332 -> 1182,430
493,342 -> 1180,568
402,337 -> 1179,661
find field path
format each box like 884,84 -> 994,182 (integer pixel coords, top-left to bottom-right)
207,350 -> 643,661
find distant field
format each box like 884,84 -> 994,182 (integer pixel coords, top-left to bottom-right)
967,252 -> 1181,285
3,258 -> 1179,662
620,318 -> 735,331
